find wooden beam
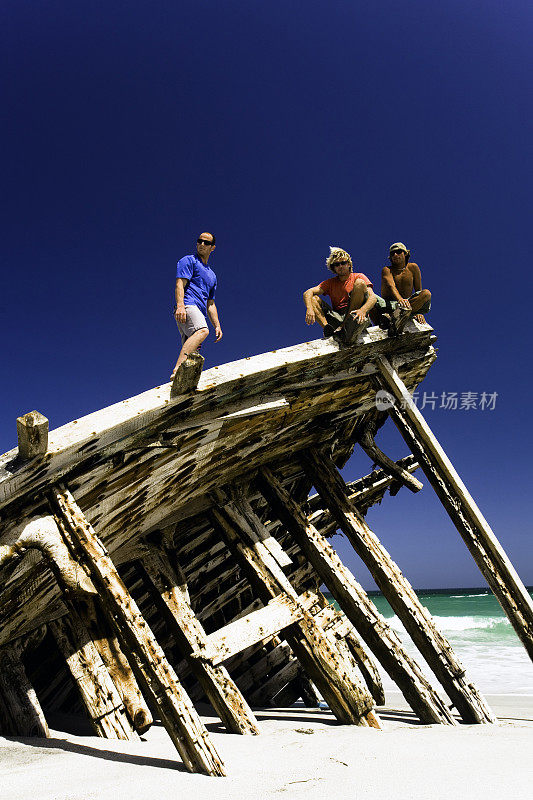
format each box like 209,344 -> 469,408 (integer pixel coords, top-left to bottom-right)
0,641 -> 50,737
210,492 -> 380,729
376,355 -> 533,662
310,600 -> 385,706
300,449 -> 495,724
49,613 -> 137,740
48,485 -> 225,777
137,542 -> 260,736
358,426 -> 423,493
196,595 -> 303,665
74,599 -> 153,734
16,411 -> 48,460
257,467 -> 455,725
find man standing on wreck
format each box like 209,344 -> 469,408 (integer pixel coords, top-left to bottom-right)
303,246 -> 377,343
171,232 -> 223,380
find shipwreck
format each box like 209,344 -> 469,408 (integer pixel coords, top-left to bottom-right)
1,321 -> 532,776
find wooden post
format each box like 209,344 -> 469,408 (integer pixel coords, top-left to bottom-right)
299,449 -> 495,724
258,467 -> 456,725
48,485 -> 225,777
210,492 -> 380,729
0,642 -> 49,737
310,597 -> 385,706
170,352 -> 204,398
136,541 -> 260,735
49,613 -> 138,740
75,600 -> 153,735
16,411 -> 48,460
376,355 -> 533,662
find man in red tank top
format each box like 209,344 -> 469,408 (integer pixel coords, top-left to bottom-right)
303,246 -> 377,342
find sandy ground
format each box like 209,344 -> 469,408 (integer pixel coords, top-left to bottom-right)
2,693 -> 533,800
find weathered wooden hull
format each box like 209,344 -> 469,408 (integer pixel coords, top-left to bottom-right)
3,321 -> 530,774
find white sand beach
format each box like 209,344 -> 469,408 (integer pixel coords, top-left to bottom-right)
2,694 -> 532,800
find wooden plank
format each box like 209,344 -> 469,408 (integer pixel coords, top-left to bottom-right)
49,614 -> 137,740
137,542 -> 259,736
48,486 -> 225,777
197,595 -> 303,665
210,492 -> 380,728
0,642 -> 49,737
258,466 -> 456,725
0,329 -> 434,512
300,450 -> 495,724
376,355 -> 533,662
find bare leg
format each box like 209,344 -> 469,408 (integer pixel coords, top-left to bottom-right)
346,281 -> 368,313
171,328 -> 209,379
340,281 -> 372,343
310,296 -> 329,329
408,289 -> 431,323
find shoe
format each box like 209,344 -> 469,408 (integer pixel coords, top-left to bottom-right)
323,323 -> 336,338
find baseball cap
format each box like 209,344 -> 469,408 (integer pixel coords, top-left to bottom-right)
389,242 -> 409,253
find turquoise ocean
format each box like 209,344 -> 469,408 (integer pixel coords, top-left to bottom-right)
326,588 -> 533,695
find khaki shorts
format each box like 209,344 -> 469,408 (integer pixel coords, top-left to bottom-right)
174,304 -> 208,345
374,290 -> 431,314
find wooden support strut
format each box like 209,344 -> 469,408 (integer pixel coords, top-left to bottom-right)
299,450 -> 495,724
209,491 -> 380,729
75,600 -> 153,735
48,613 -> 138,740
358,424 -> 423,494
376,355 -> 533,662
136,541 -> 260,735
257,467 -> 456,725
48,485 -> 225,777
311,599 -> 385,706
0,640 -> 50,737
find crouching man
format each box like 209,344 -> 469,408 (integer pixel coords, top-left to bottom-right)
171,231 -> 223,381
376,242 -> 432,334
303,246 -> 377,343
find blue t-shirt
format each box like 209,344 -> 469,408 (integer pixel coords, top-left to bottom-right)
175,255 -> 217,318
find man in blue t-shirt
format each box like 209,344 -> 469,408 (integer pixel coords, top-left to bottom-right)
170,231 -> 223,380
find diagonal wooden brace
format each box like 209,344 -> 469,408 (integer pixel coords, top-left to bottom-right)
210,491 -> 380,728
48,485 -> 225,777
258,466 -> 456,725
376,355 -> 533,663
299,448 -> 495,724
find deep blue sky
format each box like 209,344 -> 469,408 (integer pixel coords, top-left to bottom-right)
3,1 -> 532,589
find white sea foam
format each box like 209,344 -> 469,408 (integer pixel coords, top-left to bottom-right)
385,614 -> 510,633
377,615 -> 532,694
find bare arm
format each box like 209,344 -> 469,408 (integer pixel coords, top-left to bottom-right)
381,267 -> 410,308
359,286 -> 377,317
207,299 -> 223,342
174,278 -> 188,323
303,284 -> 325,325
410,262 -> 422,293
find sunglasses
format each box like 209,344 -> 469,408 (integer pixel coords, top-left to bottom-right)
332,260 -> 349,267
197,238 -> 214,246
